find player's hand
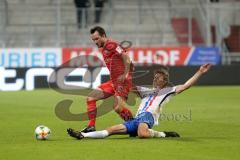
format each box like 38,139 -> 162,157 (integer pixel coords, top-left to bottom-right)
117,74 -> 126,83
199,63 -> 212,74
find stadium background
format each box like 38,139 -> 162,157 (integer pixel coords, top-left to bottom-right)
0,0 -> 240,160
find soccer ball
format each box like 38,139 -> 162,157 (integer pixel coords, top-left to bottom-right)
35,125 -> 51,140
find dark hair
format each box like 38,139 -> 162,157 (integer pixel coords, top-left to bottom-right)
154,66 -> 170,87
90,26 -> 106,37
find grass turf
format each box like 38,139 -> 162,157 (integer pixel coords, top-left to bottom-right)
0,86 -> 240,160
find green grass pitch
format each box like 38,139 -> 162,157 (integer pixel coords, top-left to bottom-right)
0,86 -> 240,160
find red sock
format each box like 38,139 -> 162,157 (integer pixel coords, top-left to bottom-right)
87,100 -> 97,127
119,107 -> 133,121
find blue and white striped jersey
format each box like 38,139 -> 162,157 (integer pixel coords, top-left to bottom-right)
136,86 -> 176,125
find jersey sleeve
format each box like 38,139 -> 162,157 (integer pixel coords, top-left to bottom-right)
160,86 -> 177,96
157,86 -> 177,107
171,86 -> 177,94
136,86 -> 154,98
105,41 -> 124,55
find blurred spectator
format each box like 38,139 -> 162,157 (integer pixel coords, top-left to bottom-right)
94,0 -> 105,23
74,0 -> 91,28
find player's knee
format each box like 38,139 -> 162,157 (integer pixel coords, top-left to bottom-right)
114,108 -> 121,113
138,131 -> 149,138
113,104 -> 123,113
86,96 -> 96,102
137,128 -> 150,138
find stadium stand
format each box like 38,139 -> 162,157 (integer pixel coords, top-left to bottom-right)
0,0 -> 178,47
171,17 -> 204,46
0,0 -> 239,57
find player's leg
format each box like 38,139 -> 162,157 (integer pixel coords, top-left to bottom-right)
137,112 -> 180,138
136,112 -> 155,138
137,123 -> 152,138
84,81 -> 115,131
113,80 -> 133,121
85,89 -> 107,127
113,96 -> 133,121
148,129 -> 180,138
67,124 -> 127,139
82,124 -> 127,138
106,124 -> 127,135
137,123 -> 178,138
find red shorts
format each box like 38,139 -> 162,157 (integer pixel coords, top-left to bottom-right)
98,79 -> 132,99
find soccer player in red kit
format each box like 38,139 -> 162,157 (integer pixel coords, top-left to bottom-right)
81,26 -> 134,133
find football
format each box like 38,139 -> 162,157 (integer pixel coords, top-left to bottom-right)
35,125 -> 51,140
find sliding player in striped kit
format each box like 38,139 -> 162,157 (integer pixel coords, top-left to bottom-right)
67,64 -> 211,139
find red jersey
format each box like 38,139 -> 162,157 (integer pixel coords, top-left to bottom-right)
101,40 -> 133,82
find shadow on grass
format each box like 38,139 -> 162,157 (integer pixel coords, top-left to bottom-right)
64,137 -> 198,142
49,136 -> 233,142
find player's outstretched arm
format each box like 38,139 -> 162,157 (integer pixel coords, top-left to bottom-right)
175,64 -> 212,94
117,53 -> 131,83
